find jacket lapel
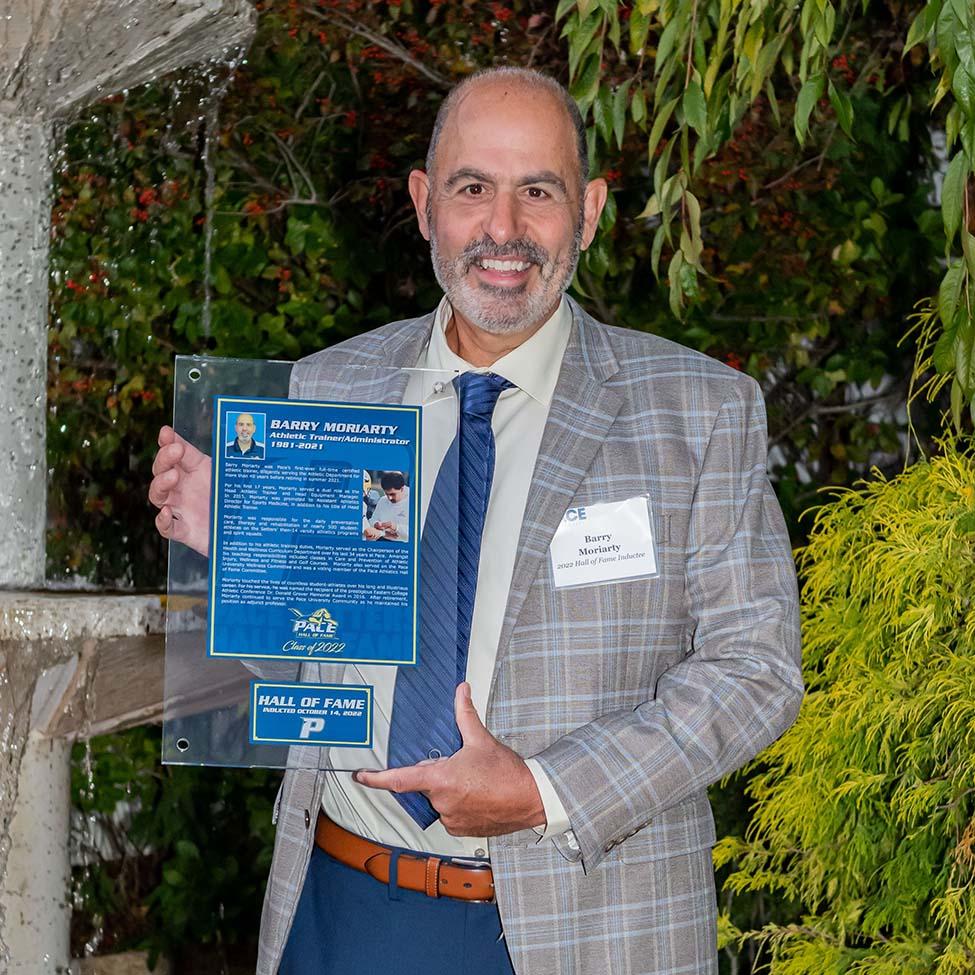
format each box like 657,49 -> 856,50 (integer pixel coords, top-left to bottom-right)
490,301 -> 624,697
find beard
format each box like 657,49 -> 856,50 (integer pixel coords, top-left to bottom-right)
428,215 -> 583,336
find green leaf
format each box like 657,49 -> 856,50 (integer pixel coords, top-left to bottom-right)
939,261 -> 966,325
951,375 -> 964,428
598,189 -> 618,232
765,79 -> 781,126
952,60 -> 975,117
593,85 -> 613,145
933,321 -> 958,372
647,95 -> 679,164
904,0 -> 941,53
555,0 -> 577,20
828,79 -> 854,138
607,8 -> 621,51
571,53 -> 601,114
682,79 -> 707,135
568,11 -> 602,78
655,19 -> 681,73
637,194 -> 661,218
947,0 -> 972,27
668,250 -> 685,318
955,316 -> 975,394
629,6 -> 651,54
813,3 -> 836,48
631,86 -> 647,126
613,80 -> 631,148
650,223 -> 667,278
795,73 -> 825,144
941,151 -> 969,244
285,217 -> 308,255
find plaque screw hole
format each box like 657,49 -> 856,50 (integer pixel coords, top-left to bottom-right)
428,748 -> 442,760
176,737 -> 190,752
187,367 -> 202,383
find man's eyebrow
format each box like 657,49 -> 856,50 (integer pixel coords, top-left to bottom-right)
519,171 -> 568,194
443,168 -> 494,189
441,168 -> 568,194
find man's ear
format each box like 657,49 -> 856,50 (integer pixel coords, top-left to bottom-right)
579,177 -> 609,251
409,169 -> 431,241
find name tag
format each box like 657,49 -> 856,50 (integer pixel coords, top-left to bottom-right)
549,497 -> 658,589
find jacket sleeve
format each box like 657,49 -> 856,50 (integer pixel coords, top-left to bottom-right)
530,376 -> 803,870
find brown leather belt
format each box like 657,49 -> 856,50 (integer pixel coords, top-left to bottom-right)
315,814 -> 495,902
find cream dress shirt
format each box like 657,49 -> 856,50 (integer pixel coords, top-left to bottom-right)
321,296 -> 572,857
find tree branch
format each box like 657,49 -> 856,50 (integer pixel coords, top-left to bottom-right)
304,7 -> 451,90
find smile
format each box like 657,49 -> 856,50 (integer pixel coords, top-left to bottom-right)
476,258 -> 531,272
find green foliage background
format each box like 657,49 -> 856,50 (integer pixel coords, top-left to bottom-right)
717,446 -> 975,971
50,0 -> 964,969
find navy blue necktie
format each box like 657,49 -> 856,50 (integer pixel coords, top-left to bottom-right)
387,371 -> 513,828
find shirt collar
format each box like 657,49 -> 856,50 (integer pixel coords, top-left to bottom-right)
421,296 -> 571,407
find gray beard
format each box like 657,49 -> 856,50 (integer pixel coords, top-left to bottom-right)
428,226 -> 582,336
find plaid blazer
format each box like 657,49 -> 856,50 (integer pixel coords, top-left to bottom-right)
257,298 -> 803,975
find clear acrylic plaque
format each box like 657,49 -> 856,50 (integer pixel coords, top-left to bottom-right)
163,354 -> 459,770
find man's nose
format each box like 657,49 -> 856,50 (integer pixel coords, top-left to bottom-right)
482,190 -> 522,245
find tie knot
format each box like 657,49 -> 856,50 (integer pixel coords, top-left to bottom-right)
455,371 -> 514,418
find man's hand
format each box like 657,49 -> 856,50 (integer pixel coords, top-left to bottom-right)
149,426 -> 212,557
354,683 -> 546,837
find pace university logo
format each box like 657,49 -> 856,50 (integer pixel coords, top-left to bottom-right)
283,607 -> 346,655
290,606 -> 339,636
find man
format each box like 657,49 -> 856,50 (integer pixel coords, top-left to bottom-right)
150,67 -> 802,974
226,411 -> 264,458
364,472 -> 410,542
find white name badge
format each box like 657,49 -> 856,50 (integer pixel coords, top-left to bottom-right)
549,496 -> 658,589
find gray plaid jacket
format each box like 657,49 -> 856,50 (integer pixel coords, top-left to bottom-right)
256,298 -> 803,974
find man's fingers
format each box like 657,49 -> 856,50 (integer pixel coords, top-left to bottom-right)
155,507 -> 174,539
158,425 -> 176,448
354,766 -> 431,795
148,467 -> 179,508
454,682 -> 489,746
151,441 -> 185,477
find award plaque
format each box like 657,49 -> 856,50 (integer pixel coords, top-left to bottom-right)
162,355 -> 459,770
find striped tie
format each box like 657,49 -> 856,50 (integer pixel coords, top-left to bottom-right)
387,371 -> 513,828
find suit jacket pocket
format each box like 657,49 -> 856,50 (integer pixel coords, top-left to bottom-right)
620,792 -> 717,864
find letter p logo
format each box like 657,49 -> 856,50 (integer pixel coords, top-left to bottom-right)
299,717 -> 325,739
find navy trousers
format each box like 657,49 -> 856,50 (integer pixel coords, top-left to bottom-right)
279,846 -> 517,975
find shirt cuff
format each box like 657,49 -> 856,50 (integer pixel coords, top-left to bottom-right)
524,758 -> 573,840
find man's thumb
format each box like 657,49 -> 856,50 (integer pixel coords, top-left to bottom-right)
454,682 -> 486,744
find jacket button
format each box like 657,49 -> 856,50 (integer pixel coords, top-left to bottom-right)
304,809 -> 311,828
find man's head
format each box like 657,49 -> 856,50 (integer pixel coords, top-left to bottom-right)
380,471 -> 407,503
409,68 -> 607,338
235,413 -> 255,444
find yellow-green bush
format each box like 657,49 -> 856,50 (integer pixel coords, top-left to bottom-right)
717,443 -> 975,973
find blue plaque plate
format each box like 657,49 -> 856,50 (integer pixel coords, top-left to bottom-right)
249,681 -> 373,747
207,396 -> 421,665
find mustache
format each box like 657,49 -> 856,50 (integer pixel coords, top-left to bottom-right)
461,236 -> 549,269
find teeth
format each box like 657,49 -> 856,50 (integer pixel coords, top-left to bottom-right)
479,259 -> 529,272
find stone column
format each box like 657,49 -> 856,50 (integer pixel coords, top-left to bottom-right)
2,736 -> 72,973
0,2 -> 257,970
0,116 -> 51,589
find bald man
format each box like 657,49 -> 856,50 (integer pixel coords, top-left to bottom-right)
225,412 -> 264,459
151,67 -> 801,975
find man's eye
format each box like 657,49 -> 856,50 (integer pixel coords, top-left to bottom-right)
463,184 -> 484,196
527,187 -> 548,199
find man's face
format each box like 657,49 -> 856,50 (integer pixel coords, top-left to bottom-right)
384,485 -> 405,503
411,81 -> 606,336
235,414 -> 255,443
